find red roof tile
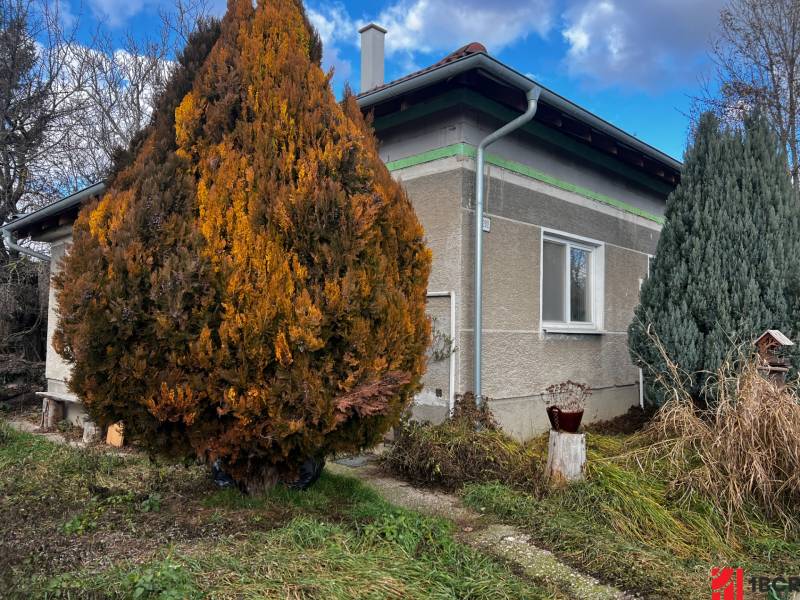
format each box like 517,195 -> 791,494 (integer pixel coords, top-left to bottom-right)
359,42 -> 487,97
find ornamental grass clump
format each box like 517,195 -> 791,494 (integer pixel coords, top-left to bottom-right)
638,344 -> 800,536
53,0 -> 431,491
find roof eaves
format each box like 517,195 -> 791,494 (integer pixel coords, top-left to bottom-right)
1,182 -> 106,235
358,52 -> 682,172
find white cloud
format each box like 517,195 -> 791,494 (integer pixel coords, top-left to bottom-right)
305,0 -> 554,89
306,3 -> 357,85
561,0 -> 725,90
375,0 -> 554,57
82,0 -> 226,29
87,0 -> 150,27
307,3 -> 357,45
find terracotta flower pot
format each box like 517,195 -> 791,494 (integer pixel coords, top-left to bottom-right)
546,406 -> 584,433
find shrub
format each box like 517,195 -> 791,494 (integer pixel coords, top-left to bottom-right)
382,394 -> 543,493
53,0 -> 431,491
448,391 -> 497,429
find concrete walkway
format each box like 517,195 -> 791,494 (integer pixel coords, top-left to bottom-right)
328,460 -> 637,600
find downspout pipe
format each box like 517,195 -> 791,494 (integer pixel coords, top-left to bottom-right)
474,85 -> 541,405
2,230 -> 50,262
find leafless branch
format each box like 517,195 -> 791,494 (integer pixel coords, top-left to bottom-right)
695,0 -> 800,185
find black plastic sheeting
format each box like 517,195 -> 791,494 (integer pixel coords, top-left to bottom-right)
210,456 -> 326,492
211,459 -> 237,489
286,456 -> 326,491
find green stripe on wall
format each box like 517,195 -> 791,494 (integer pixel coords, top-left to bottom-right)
384,143 -> 470,171
385,143 -> 666,225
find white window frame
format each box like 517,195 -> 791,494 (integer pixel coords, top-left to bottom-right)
639,253 -> 654,291
539,228 -> 605,333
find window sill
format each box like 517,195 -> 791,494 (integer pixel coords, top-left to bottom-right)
543,327 -> 605,336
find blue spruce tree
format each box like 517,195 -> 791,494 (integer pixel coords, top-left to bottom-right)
629,113 -> 800,407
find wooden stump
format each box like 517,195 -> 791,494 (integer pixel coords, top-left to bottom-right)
82,420 -> 101,444
545,430 -> 586,485
41,397 -> 64,429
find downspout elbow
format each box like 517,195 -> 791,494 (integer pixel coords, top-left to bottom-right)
477,86 -> 541,152
2,230 -> 51,262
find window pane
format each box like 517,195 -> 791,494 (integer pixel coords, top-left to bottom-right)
570,247 -> 592,322
542,241 -> 565,321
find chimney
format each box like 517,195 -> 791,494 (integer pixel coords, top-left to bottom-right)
359,23 -> 386,93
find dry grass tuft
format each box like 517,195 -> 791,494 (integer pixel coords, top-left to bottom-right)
381,395 -> 544,493
637,336 -> 800,535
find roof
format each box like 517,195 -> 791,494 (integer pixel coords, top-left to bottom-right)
1,182 -> 106,239
755,330 -> 794,346
365,42 -> 488,97
357,44 -> 682,183
5,45 -> 682,239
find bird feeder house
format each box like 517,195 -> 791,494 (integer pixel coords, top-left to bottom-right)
755,329 -> 794,385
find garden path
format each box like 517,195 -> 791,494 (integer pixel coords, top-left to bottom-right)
328,458 -> 639,600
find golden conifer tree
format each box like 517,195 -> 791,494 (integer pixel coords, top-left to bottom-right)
55,0 -> 431,490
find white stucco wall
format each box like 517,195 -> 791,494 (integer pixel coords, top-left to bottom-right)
43,234 -> 86,424
44,237 -> 71,388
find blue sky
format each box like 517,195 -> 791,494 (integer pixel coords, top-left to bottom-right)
65,0 -> 728,161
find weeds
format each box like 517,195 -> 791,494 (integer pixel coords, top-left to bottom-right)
124,557 -> 198,600
382,394 -> 544,493
1,423 -> 549,599
380,345 -> 800,598
462,480 -> 705,599
463,426 -> 800,599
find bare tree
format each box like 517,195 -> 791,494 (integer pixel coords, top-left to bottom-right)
0,0 -> 212,366
0,0 -> 82,250
0,0 -> 74,369
42,0 -> 215,195
0,256 -> 47,356
46,27 -> 172,193
706,0 -> 800,184
160,0 -> 214,55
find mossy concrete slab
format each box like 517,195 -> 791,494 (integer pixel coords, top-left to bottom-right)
466,524 -> 628,600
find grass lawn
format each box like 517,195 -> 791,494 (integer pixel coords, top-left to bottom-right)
0,421 -> 553,600
460,432 -> 800,600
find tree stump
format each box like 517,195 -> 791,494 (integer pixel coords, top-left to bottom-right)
82,420 -> 101,444
546,430 -> 586,485
41,397 -> 64,429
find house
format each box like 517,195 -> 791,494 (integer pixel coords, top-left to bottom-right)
2,183 -> 105,425
354,25 -> 678,438
1,26 -> 680,439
